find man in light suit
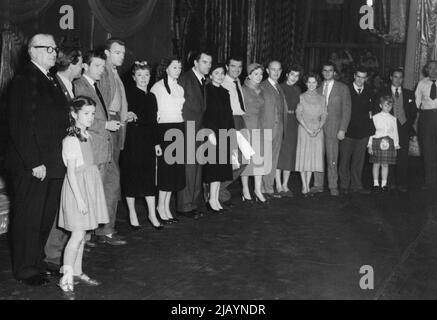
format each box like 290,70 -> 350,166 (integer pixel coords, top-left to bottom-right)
95,38 -> 131,243
259,61 -> 288,197
177,51 -> 212,218
73,50 -> 126,245
312,62 -> 351,196
6,34 -> 69,285
44,47 -> 83,272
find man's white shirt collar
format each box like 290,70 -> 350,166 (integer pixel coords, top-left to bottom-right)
32,61 -> 50,77
353,83 -> 364,93
84,74 -> 96,87
192,67 -> 204,84
268,78 -> 278,88
57,73 -> 74,97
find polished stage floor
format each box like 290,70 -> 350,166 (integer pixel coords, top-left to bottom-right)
0,171 -> 436,300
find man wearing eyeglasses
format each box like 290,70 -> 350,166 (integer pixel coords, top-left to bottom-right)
6,33 -> 70,286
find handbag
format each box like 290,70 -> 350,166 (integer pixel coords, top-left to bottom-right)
408,136 -> 421,157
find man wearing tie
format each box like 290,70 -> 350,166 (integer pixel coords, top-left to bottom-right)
259,61 -> 288,198
416,60 -> 437,189
339,68 -> 374,194
312,63 -> 351,196
6,34 -> 70,285
379,68 -> 417,192
219,56 -> 247,205
74,50 -> 126,245
44,47 -> 83,272
177,51 -> 212,218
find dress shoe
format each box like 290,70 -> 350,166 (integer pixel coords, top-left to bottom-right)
41,268 -> 61,277
20,274 -> 50,286
330,189 -> 340,197
309,186 -> 324,194
254,193 -> 270,204
147,219 -> 164,230
169,218 -> 179,223
97,235 -> 127,246
206,203 -> 222,214
271,192 -> 282,198
241,194 -> 254,202
371,186 -> 381,193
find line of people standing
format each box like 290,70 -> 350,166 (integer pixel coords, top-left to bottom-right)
5,31 -> 432,296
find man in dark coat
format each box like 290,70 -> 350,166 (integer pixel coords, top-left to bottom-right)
379,68 -> 417,192
176,51 -> 212,218
6,34 -> 69,285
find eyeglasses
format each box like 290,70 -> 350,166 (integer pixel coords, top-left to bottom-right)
33,46 -> 59,54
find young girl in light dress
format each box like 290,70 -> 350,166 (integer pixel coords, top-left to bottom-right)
368,95 -> 400,191
58,96 -> 109,296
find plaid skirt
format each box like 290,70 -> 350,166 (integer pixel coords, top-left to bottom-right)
369,136 -> 397,164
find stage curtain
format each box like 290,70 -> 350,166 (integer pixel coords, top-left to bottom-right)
415,0 -> 437,81
87,0 -> 158,38
0,0 -> 54,23
373,0 -> 408,43
184,0 -> 299,70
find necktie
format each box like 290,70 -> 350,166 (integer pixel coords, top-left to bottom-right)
395,88 -> 400,99
235,80 -> 245,112
94,82 -> 108,119
357,88 -> 362,95
323,82 -> 329,104
431,80 -> 437,100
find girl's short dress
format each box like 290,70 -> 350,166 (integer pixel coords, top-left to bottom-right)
58,135 -> 109,232
369,136 -> 396,165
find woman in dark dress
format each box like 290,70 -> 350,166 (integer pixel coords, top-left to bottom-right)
276,64 -> 303,197
121,61 -> 163,229
203,63 -> 236,212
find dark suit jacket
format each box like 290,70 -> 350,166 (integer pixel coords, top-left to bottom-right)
346,84 -> 375,139
377,87 -> 417,137
6,62 -> 69,179
73,76 -> 112,165
178,69 -> 206,129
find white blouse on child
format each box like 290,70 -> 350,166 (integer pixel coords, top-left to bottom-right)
368,112 -> 400,149
62,133 -> 90,167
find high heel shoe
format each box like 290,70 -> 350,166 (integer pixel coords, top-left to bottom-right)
156,208 -> 172,225
241,194 -> 254,202
148,218 -> 164,230
254,193 -> 270,204
206,202 -> 222,213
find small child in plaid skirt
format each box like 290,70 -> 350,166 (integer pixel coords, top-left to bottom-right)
368,95 -> 400,190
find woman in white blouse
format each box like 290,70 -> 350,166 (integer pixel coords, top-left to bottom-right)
150,57 -> 186,224
368,95 -> 399,191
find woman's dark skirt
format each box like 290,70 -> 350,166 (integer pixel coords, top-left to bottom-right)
157,122 -> 186,192
369,136 -> 397,165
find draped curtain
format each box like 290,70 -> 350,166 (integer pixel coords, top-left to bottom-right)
0,0 -> 54,23
414,0 -> 437,83
176,0 -> 300,71
87,0 -> 158,38
372,0 -> 409,43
